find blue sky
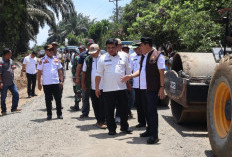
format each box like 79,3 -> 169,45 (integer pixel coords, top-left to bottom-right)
29,0 -> 131,47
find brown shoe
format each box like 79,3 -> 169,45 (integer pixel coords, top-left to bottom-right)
1,112 -> 7,116
96,123 -> 107,129
12,109 -> 22,112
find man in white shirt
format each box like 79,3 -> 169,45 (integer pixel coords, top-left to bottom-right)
37,45 -> 64,120
121,37 -> 165,144
82,44 -> 106,129
21,51 -> 38,98
95,38 -> 132,135
130,41 -> 146,128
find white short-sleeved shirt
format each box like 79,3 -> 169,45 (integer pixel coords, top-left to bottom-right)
37,55 -> 63,85
82,56 -> 103,90
140,52 -> 165,90
96,52 -> 132,92
23,55 -> 37,74
130,53 -> 141,89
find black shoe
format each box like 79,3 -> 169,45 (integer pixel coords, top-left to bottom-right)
57,115 -> 63,119
80,114 -> 88,118
147,137 -> 159,144
140,131 -> 150,137
136,124 -> 146,128
108,131 -> 117,135
47,115 -> 52,120
70,106 -> 80,111
120,129 -> 133,134
32,94 -> 37,97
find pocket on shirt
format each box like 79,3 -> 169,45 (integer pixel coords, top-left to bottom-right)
105,64 -> 112,72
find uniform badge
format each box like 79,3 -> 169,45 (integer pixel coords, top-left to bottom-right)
39,61 -> 42,65
54,58 -> 58,63
44,59 -> 49,64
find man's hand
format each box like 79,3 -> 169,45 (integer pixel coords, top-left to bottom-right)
126,82 -> 132,92
76,78 -> 80,86
72,78 -> 76,83
82,83 -> 87,91
0,83 -> 3,90
60,82 -> 63,89
11,65 -> 16,70
121,75 -> 132,82
158,87 -> 165,100
38,83 -> 42,91
95,89 -> 101,98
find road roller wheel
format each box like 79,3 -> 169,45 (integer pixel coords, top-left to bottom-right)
207,55 -> 232,157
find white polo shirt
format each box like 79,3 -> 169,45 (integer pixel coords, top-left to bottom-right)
130,52 -> 141,89
140,52 -> 165,90
82,55 -> 103,90
23,55 -> 37,74
37,55 -> 63,85
96,52 -> 132,92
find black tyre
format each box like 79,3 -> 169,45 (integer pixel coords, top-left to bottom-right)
207,55 -> 232,157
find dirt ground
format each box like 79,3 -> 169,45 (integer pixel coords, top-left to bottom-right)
0,68 -> 214,157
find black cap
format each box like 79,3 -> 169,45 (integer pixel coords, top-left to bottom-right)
32,51 -> 37,55
140,37 -> 153,45
3,48 -> 11,55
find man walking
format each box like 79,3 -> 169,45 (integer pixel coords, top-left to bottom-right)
37,45 -> 64,120
82,44 -> 106,129
95,38 -> 132,135
76,39 -> 94,118
21,51 -> 38,98
0,48 -> 21,115
121,37 -> 165,144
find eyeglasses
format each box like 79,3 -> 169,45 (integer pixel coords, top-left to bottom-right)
48,49 -> 54,52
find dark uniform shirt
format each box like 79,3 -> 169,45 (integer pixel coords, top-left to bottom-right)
0,57 -> 14,86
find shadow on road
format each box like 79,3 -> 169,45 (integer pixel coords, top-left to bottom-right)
66,96 -> 75,98
37,108 -> 47,112
30,118 -> 48,123
89,132 -> 127,139
162,115 -> 208,137
205,150 -> 214,157
76,124 -> 100,131
126,137 -> 161,145
75,117 -> 96,121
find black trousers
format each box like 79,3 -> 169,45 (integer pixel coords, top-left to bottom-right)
141,90 -> 159,138
43,84 -> 62,116
26,73 -> 36,95
103,90 -> 129,132
90,90 -> 105,123
134,88 -> 146,125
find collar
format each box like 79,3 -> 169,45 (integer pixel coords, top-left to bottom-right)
45,55 -> 53,59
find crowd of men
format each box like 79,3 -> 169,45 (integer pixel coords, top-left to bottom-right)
0,36 -> 165,144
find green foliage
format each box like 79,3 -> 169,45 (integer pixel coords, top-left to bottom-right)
123,0 -> 232,52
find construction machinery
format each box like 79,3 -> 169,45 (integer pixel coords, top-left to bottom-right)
164,12 -> 232,156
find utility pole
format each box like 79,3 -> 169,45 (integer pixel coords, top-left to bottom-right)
109,0 -> 120,23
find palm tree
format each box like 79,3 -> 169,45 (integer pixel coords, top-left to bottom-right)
47,13 -> 94,44
26,0 -> 75,41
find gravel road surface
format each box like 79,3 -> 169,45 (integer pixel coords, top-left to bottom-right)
0,70 -> 214,157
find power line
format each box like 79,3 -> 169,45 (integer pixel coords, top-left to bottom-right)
109,0 -> 121,23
